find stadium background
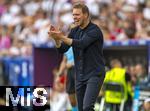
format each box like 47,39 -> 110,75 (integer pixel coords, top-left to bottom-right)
0,0 -> 150,111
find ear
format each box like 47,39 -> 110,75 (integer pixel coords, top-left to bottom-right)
85,13 -> 89,19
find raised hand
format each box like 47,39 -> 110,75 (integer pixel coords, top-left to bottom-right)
48,25 -> 64,40
50,25 -> 56,31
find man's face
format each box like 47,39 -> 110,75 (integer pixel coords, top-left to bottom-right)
72,8 -> 87,26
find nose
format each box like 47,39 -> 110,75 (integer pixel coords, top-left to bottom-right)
73,16 -> 76,20
73,15 -> 77,19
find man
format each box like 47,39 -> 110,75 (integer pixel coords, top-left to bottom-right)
48,2 -> 105,111
57,47 -> 77,111
104,59 -> 133,111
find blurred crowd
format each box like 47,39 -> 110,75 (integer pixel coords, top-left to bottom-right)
0,0 -> 150,57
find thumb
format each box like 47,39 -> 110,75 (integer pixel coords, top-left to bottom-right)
50,24 -> 56,31
55,26 -> 62,32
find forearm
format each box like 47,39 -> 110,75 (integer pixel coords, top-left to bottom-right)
56,41 -> 71,53
55,40 -> 61,48
61,35 -> 73,46
57,56 -> 67,76
60,34 -> 93,49
53,35 -> 72,53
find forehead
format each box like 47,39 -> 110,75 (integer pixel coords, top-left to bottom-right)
72,8 -> 83,14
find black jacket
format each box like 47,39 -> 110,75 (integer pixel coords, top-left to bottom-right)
57,22 -> 105,81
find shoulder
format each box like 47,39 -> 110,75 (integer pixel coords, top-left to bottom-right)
87,22 -> 103,35
86,22 -> 102,32
90,22 -> 102,31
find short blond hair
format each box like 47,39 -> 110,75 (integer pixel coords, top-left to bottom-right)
110,59 -> 122,68
73,2 -> 90,17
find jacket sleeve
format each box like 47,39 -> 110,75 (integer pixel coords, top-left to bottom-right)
57,42 -> 70,53
71,28 -> 103,50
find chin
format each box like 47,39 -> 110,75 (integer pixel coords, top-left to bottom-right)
74,22 -> 80,26
78,24 -> 82,27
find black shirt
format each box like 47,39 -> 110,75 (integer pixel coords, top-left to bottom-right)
57,22 -> 105,81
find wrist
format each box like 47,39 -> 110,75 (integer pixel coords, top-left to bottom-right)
55,40 -> 61,48
61,36 -> 72,46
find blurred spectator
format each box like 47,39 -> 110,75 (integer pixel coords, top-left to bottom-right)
123,19 -> 136,39
0,25 -> 11,50
23,0 -> 40,16
50,75 -> 71,111
128,65 -> 137,85
20,42 -> 32,57
0,0 -> 7,16
134,63 -> 147,84
140,98 -> 150,111
8,38 -> 23,57
104,59 -> 133,111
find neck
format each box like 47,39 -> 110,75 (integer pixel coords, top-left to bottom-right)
80,18 -> 90,29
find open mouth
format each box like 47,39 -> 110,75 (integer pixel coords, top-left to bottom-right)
74,19 -> 79,23
74,21 -> 79,24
